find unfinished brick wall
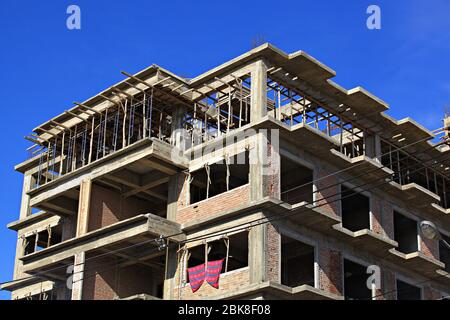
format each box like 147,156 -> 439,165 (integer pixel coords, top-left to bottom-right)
266,223 -> 280,282
176,184 -> 250,225
423,286 -> 442,300
175,267 -> 250,299
88,184 -> 155,231
382,269 -> 396,300
381,201 -> 394,239
371,197 -> 395,239
82,255 -> 159,300
314,168 -> 341,218
82,255 -> 117,300
318,246 -> 342,295
420,235 -> 439,260
370,196 -> 384,235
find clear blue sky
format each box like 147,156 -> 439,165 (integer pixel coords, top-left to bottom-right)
0,0 -> 449,300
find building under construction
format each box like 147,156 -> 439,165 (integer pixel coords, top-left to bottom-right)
3,44 -> 450,300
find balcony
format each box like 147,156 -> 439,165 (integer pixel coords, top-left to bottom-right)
386,249 -> 444,278
27,138 -> 188,216
20,213 -> 185,280
332,225 -> 397,254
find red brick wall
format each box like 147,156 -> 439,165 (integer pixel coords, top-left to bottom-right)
314,168 -> 340,218
176,185 -> 250,225
88,184 -> 155,231
318,246 -> 342,295
175,267 -> 250,299
82,256 -> 117,300
82,255 -> 159,300
423,286 -> 442,300
382,201 -> 394,239
420,236 -> 439,260
370,197 -> 395,240
382,269 -> 396,300
370,196 -> 384,235
266,223 -> 280,282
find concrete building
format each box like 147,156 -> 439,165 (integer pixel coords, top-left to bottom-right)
2,43 -> 450,300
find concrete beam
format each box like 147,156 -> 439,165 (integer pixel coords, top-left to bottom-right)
21,214 -> 184,273
28,139 -> 185,208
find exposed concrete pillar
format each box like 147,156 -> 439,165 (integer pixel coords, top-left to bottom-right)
249,223 -> 267,283
167,173 -> 182,221
365,134 -> 381,163
71,252 -> 85,300
171,105 -> 185,148
72,179 -> 91,300
163,248 -> 178,300
76,179 -> 92,237
13,172 -> 35,279
165,173 -> 181,300
250,60 -> 268,122
19,173 -> 34,219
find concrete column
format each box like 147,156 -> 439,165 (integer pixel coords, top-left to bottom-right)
71,252 -> 85,300
19,173 -> 34,219
165,174 -> 180,300
72,179 -> 91,300
250,60 -> 268,122
249,223 -> 267,283
170,105 -> 185,148
365,133 -> 381,163
163,248 -> 178,300
13,172 -> 35,279
76,179 -> 92,237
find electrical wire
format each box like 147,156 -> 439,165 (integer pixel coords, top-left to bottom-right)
2,127 -> 449,300
2,137 -> 448,290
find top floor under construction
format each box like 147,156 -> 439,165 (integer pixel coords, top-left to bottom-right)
4,43 -> 450,300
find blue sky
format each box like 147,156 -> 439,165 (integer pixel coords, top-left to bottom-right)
0,0 -> 449,299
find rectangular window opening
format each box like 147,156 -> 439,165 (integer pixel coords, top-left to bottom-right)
396,279 -> 421,300
393,212 -> 418,254
341,186 -> 370,232
190,152 -> 249,204
344,259 -> 372,300
281,234 -> 315,288
281,156 -> 313,205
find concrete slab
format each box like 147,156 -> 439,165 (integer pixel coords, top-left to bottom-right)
386,249 -> 444,278
20,213 -> 184,276
332,225 -> 398,254
209,281 -> 342,300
